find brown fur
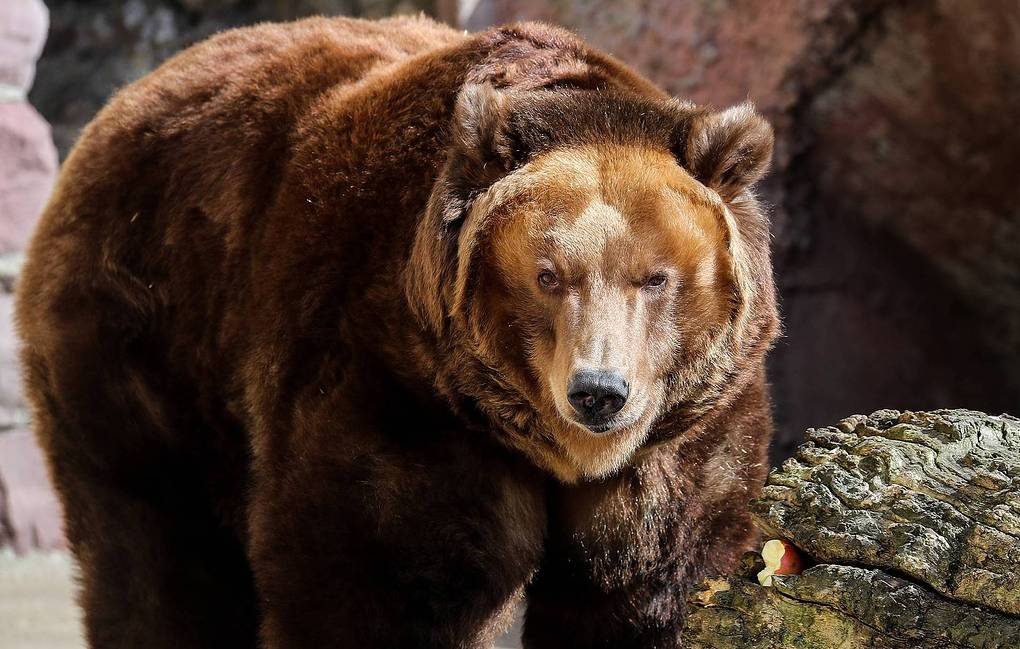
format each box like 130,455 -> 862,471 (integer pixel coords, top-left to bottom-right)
16,16 -> 778,648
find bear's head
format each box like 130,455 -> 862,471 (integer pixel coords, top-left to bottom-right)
407,85 -> 778,482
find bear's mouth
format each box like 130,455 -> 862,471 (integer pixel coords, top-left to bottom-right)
566,407 -> 643,436
584,420 -> 618,434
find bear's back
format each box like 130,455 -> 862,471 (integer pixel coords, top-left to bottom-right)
29,15 -> 463,242
16,15 -> 660,442
16,16 -> 466,400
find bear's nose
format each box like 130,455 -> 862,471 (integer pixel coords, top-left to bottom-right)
566,369 -> 629,429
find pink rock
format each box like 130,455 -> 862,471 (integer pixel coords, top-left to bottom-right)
0,0 -> 48,93
0,428 -> 66,552
0,101 -> 57,254
0,292 -> 26,429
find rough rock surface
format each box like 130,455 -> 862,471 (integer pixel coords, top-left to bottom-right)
683,409 -> 1020,648
686,564 -> 1020,649
0,429 -> 66,553
0,102 -> 58,255
752,409 -> 1020,616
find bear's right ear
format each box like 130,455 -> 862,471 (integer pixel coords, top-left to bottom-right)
451,84 -> 528,179
405,85 -> 526,335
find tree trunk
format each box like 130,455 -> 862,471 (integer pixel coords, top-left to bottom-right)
683,409 -> 1020,648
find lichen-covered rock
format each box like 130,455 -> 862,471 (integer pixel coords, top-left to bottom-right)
684,564 -> 1020,649
683,409 -> 1020,648
751,409 -> 1020,616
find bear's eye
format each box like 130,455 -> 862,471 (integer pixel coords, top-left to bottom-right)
644,273 -> 668,289
537,270 -> 559,289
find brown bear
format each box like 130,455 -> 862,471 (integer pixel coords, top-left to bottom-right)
15,15 -> 778,649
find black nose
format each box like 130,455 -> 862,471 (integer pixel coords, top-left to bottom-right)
567,370 -> 629,429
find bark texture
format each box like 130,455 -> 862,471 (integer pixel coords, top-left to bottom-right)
684,409 -> 1020,648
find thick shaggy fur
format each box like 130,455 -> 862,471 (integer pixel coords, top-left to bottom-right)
16,16 -> 778,649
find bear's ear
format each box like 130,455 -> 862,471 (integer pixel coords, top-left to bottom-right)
677,103 -> 773,201
452,83 -> 528,176
405,85 -> 521,335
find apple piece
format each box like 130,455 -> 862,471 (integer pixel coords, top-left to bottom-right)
756,538 -> 807,586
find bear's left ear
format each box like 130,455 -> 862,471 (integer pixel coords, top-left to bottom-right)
677,103 -> 774,201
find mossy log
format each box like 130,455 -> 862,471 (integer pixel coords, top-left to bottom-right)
683,409 -> 1020,648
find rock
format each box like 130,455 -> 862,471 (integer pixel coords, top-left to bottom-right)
0,102 -> 58,255
0,0 -> 56,255
801,0 -> 1020,361
752,409 -> 1020,616
683,409 -> 1020,647
685,564 -> 1020,649
0,429 -> 66,553
0,293 -> 28,430
0,0 -> 49,93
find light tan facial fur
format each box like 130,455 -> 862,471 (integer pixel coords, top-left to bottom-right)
475,144 -> 737,479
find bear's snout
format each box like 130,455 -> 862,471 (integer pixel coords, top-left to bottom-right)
566,369 -> 630,432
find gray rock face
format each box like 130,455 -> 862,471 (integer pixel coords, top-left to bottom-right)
684,409 -> 1020,648
752,409 -> 1020,616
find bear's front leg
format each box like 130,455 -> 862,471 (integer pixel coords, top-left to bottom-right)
248,426 -> 546,649
522,447 -> 759,648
